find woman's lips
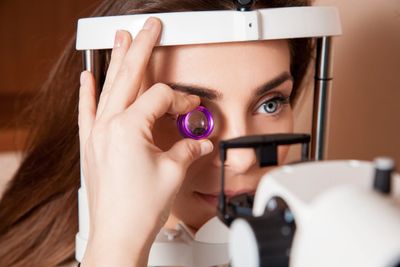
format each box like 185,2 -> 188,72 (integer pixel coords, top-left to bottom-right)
195,190 -> 255,207
195,192 -> 219,207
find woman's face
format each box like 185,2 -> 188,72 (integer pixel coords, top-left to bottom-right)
143,40 -> 293,230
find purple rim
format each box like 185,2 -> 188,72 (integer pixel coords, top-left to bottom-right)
177,106 -> 214,140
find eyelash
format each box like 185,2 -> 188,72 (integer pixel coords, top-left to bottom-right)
166,94 -> 290,121
254,93 -> 291,116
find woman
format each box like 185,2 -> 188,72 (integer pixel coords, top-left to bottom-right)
0,0 -> 312,266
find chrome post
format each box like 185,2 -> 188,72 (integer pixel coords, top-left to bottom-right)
83,50 -> 94,72
302,142 -> 310,162
77,50 -> 95,260
311,37 -> 333,160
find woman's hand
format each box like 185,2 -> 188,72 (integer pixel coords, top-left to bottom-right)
78,18 -> 213,266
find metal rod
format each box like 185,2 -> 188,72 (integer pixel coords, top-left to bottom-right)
311,37 -> 333,161
83,49 -> 103,103
301,142 -> 309,161
219,162 -> 226,217
83,50 -> 94,72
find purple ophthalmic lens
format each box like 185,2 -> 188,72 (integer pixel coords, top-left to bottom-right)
177,106 -> 214,140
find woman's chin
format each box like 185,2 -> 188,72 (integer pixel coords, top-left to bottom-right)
170,195 -> 217,231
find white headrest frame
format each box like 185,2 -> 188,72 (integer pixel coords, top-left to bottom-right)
76,6 -> 342,50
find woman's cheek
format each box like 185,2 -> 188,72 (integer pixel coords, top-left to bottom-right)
253,105 -> 294,134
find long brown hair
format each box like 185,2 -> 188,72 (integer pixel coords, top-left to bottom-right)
0,1 -> 312,266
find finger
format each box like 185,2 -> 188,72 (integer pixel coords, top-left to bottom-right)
99,17 -> 162,120
164,139 -> 214,173
78,71 -> 96,151
96,30 -> 132,120
125,83 -> 200,126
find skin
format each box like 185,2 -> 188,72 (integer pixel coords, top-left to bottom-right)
149,39 -> 293,230
79,18 -> 293,266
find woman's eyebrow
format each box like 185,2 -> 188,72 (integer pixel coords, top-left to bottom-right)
254,72 -> 293,97
168,83 -> 222,100
167,72 -> 292,100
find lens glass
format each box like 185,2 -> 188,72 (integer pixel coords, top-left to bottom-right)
187,110 -> 208,136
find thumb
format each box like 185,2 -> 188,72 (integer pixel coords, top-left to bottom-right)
165,139 -> 214,170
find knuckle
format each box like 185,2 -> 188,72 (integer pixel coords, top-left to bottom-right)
90,117 -> 126,149
111,45 -> 125,58
128,106 -> 145,123
183,94 -> 193,108
153,83 -> 173,100
78,98 -> 86,113
117,64 -> 131,78
99,89 -> 111,102
133,30 -> 149,44
101,81 -> 112,93
78,108 -> 91,129
108,116 -> 125,135
161,158 -> 180,173
91,123 -> 107,144
160,158 -> 184,183
153,82 -> 170,91
78,115 -> 85,129
184,142 -> 201,161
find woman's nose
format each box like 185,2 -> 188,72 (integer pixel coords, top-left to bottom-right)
224,147 -> 257,174
211,114 -> 257,174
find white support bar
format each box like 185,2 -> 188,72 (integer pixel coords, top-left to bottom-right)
76,7 -> 342,50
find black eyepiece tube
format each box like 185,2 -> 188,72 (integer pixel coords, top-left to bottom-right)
234,0 -> 254,11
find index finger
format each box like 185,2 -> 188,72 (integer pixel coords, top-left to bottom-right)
99,17 -> 162,120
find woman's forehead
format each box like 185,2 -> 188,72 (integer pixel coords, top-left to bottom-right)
146,40 -> 291,95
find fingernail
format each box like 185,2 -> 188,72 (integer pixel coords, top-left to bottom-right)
114,30 -> 123,48
200,140 -> 213,156
80,71 -> 87,86
143,17 -> 155,30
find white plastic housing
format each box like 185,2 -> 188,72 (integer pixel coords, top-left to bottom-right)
76,212 -> 230,266
148,217 -> 229,267
76,7 -> 342,50
247,160 -> 400,267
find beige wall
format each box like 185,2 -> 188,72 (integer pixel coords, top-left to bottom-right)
292,0 -> 400,164
0,0 -> 99,151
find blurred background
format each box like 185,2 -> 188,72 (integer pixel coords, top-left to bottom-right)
0,0 -> 399,192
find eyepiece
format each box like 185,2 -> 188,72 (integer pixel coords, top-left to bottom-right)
177,106 -> 214,140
